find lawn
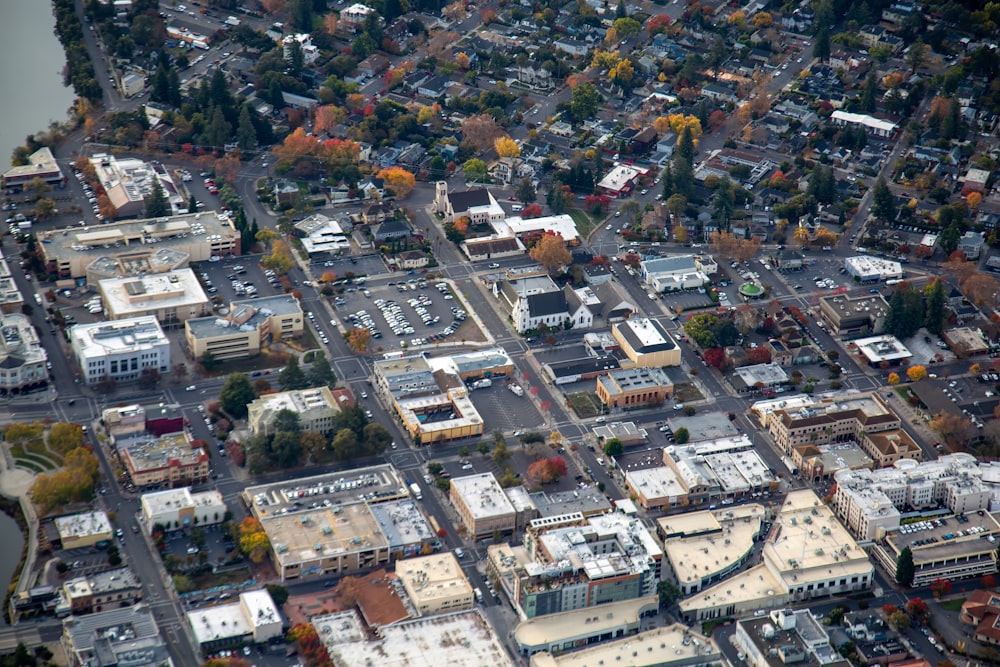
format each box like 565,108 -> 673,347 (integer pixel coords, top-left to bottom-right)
567,392 -> 603,419
673,383 -> 705,404
189,566 -> 252,592
568,209 -> 600,239
939,597 -> 966,612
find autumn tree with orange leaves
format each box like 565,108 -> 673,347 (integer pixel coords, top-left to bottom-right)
527,456 -> 568,485
376,167 -> 416,199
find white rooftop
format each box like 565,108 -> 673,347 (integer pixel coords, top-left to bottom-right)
69,316 -> 168,357
626,466 -> 686,502
495,214 -> 581,243
853,334 -> 913,363
188,602 -> 250,644
98,268 -> 208,317
55,511 -> 111,539
451,473 -> 516,520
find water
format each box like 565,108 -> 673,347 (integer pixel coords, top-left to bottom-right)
0,0 -> 77,167
0,511 -> 24,625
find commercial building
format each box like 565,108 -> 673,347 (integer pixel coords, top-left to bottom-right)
444,348 -> 514,381
529,623 -> 720,667
765,392 -> 900,455
657,504 -> 765,596
735,609 -> 852,667
294,213 -> 350,255
54,512 -> 113,550
88,154 -> 184,218
843,256 -> 903,282
102,404 -> 147,438
592,421 -> 649,446
98,268 -> 209,324
677,490 -> 873,622
596,164 -> 643,197
0,249 -> 25,314
450,473 -> 518,540
2,147 -> 64,190
396,552 -> 474,616
943,327 -> 989,357
139,488 -> 227,533
817,292 -> 888,337
61,605 -> 170,667
792,441 -> 873,483
58,568 -> 143,616
69,316 -> 171,385
611,317 -> 681,368
185,294 -> 304,361
40,211 -> 241,282
731,363 -> 789,393
187,589 -> 283,653
640,255 -> 712,293
511,596 -> 659,657
852,334 -> 913,367
596,367 -> 674,409
247,386 -> 342,437
120,431 -> 209,489
833,454 -> 991,540
0,312 -> 49,395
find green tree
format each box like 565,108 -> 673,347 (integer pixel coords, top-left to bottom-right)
204,107 -> 232,150
895,545 -> 915,586
270,431 -> 302,468
872,177 -> 896,223
144,178 -> 169,218
674,427 -> 689,444
657,580 -> 681,608
331,427 -> 359,459
278,355 -> 309,390
923,279 -> 946,335
219,373 -> 255,418
860,71 -> 878,112
684,313 -> 722,347
516,177 -> 536,203
570,82 -> 601,122
236,105 -> 258,152
308,355 -> 337,387
462,158 -> 488,182
363,423 -> 392,454
814,26 -> 830,61
265,583 -> 289,606
272,408 -> 302,435
603,438 -> 624,457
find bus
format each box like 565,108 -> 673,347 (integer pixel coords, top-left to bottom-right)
428,515 -> 441,535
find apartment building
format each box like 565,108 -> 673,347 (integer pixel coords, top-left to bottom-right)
120,431 -> 209,489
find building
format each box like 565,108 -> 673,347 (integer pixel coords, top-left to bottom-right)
58,568 -> 143,616
817,292 -> 888,337
833,453 -> 991,540
340,2 -> 375,26
0,312 -> 49,395
0,249 -> 25,314
962,167 -> 991,193
612,317 -> 681,368
959,231 -> 986,259
98,268 -> 209,324
766,392 -> 900,454
101,404 -> 147,438
89,153 -> 184,218
139,487 -> 227,533
450,473 -> 517,539
511,596 -> 659,657
596,367 -> 674,410
294,213 -> 350,255
396,552 -> 474,616
282,33 -> 319,64
735,609 -> 852,667
959,589 -> 1000,645
54,512 -> 113,550
187,589 -> 283,653
731,363 -> 789,393
499,214 -> 583,244
61,605 -> 170,667
444,348 -> 514,381
185,294 -> 304,361
943,327 -> 989,357
120,72 -> 145,97
40,210 -> 241,282
641,255 -> 712,292
495,274 -> 592,334
852,334 -> 912,367
843,256 -> 903,282
69,316 -> 170,385
2,147 -> 64,190
677,490 -> 873,622
247,386 -> 342,437
592,421 -> 649,446
120,431 -> 209,489
830,110 -> 898,137
529,623 -> 720,667
792,441 -> 873,483
657,504 -> 765,596
433,182 -> 504,223
596,164 -> 643,197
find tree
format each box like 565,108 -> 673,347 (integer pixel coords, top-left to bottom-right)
461,114 -> 505,152
30,446 -> 100,513
516,178 -> 536,203
907,365 -> 928,382
923,279 -> 946,335
529,233 -> 572,272
674,427 -> 690,444
603,438 -> 624,457
237,517 -> 270,563
278,355 -> 309,390
271,431 -> 302,468
236,105 -> 258,152
308,355 -> 336,388
363,423 -> 392,454
895,545 -> 914,585
888,610 -> 911,631
377,166 -> 416,199
527,456 -> 568,485
34,197 -> 57,220
144,178 -> 170,218
219,373 -> 255,418
494,136 -> 521,158
872,177 -> 896,223
331,428 -> 359,460
570,82 -> 601,122
262,239 -> 295,274
345,328 -> 371,353
265,583 -> 289,606
814,26 -> 831,61
930,411 -> 974,450
462,158 -> 489,182
657,580 -> 681,609
888,372 -> 900,385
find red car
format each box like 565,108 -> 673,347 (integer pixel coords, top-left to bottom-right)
209,187 -> 219,195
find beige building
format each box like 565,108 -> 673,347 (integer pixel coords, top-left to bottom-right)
450,473 -> 517,539
396,553 -> 474,616
0,312 -> 49,395
766,392 -> 900,454
247,386 -> 341,437
595,366 -> 673,409
140,488 -> 227,533
101,404 -> 147,438
120,431 -> 209,489
529,622 -> 719,667
98,269 -> 210,325
612,317 -> 681,368
60,567 -> 143,616
817,292 -> 888,337
41,211 -> 240,282
185,294 -> 304,361
54,512 -> 113,549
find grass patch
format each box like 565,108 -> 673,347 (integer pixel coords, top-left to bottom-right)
189,566 -> 251,591
939,597 -> 966,612
702,617 -> 733,636
16,452 -> 59,469
13,459 -> 45,473
567,209 -> 599,239
567,392 -> 603,419
673,383 -> 705,404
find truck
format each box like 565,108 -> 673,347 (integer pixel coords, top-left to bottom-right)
409,483 -> 422,500
193,40 -> 209,50
474,587 -> 484,604
508,383 -> 524,397
472,378 -> 492,390
225,15 -> 241,25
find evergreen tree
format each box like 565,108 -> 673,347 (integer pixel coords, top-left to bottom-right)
152,63 -> 170,103
814,26 -> 830,61
895,546 -> 914,586
205,107 -> 232,150
209,68 -> 234,113
167,68 -> 182,108
872,177 -> 896,222
278,355 -> 309,390
616,0 -> 627,18
269,79 -> 284,108
236,105 -> 258,152
661,163 -> 673,200
547,179 -> 566,214
678,126 -> 694,161
188,195 -> 198,214
516,178 -> 536,203
884,288 -> 906,338
592,149 -> 606,183
145,178 -> 169,218
923,279 -> 945,335
308,355 -> 337,387
860,71 -> 878,112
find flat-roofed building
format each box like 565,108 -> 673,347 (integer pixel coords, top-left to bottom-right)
664,435 -> 775,501
61,605 -> 170,667
450,473 -> 517,539
397,552 -> 474,616
101,404 -> 147,438
736,609 -> 852,667
40,211 -> 240,281
98,268 -> 209,325
731,363 -> 789,393
121,431 -> 209,489
512,595 -> 659,657
596,366 -> 674,409
139,488 -> 226,533
374,354 -> 440,401
395,386 -> 485,444
792,441 -> 874,483
88,154 -> 184,218
657,504 -> 765,595
943,327 -> 989,357
54,511 -> 113,549
592,421 -> 649,446
529,622 -> 718,667
69,316 -> 170,385
60,567 -> 143,616
852,334 -> 912,367
247,386 -> 341,437
0,312 -> 49,395
187,589 -> 282,652
666,412 -> 740,442
185,294 -> 304,360
843,256 -> 903,282
626,466 -> 688,509
640,255 -> 712,292
612,317 -> 681,368
678,490 -> 873,622
2,147 -> 64,190
530,486 -> 612,519
445,347 -> 514,381
818,292 -> 888,337
0,249 -> 25,314
766,392 -> 900,454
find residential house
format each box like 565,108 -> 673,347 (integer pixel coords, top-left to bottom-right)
394,250 -> 429,270
371,220 -> 412,244
363,201 -> 396,225
357,53 -> 390,78
418,75 -> 451,99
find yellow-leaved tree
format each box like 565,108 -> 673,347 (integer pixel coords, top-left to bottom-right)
377,166 -> 416,199
494,136 -> 521,158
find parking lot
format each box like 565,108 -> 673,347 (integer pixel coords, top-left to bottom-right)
659,289 -> 714,311
310,253 -> 388,280
466,381 -> 545,433
905,333 -> 957,365
197,259 -> 286,305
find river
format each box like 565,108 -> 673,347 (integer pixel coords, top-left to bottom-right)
0,0 -> 78,166
0,511 -> 24,626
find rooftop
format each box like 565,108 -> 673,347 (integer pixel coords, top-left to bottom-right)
451,473 -> 517,520
853,335 -> 913,363
598,367 -> 673,394
121,431 -> 205,472
98,268 -> 208,317
732,363 -> 789,387
369,500 -> 434,549
658,504 -> 765,587
844,255 -> 903,277
244,465 -> 404,517
397,552 -> 473,606
141,488 -> 224,516
69,316 -> 168,358
514,596 -> 659,652
626,466 -> 687,500
55,511 -> 112,539
530,622 -> 720,667
262,502 -> 389,566
613,317 -> 676,354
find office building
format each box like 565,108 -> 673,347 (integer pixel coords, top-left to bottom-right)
852,335 -> 913,367
596,367 -> 674,409
187,589 -> 283,653
843,256 -> 903,282
450,473 -> 518,540
612,317 -> 681,368
529,623 -> 721,667
2,147 -> 65,190
69,316 -> 170,385
58,568 -> 143,616
512,596 -> 659,657
730,363 -> 789,393
396,553 -> 474,616
817,292 -> 888,337
765,392 -> 900,454
185,294 -> 304,361
98,268 -> 209,324
0,312 -> 49,395
61,605 -> 170,667
54,512 -> 113,550
120,431 -> 209,489
139,488 -> 227,533
640,255 -> 712,293
247,386 -> 342,437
